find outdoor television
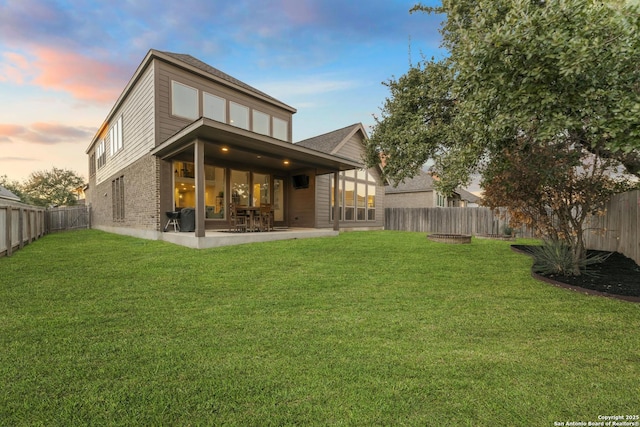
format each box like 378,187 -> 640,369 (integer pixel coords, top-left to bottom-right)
292,174 -> 310,189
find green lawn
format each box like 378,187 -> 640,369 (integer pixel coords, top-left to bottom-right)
1,230 -> 638,426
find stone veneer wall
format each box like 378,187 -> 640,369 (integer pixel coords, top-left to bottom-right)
88,155 -> 161,231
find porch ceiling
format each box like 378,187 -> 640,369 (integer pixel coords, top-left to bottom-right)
150,118 -> 363,173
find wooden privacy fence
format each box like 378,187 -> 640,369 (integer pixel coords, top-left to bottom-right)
1,204 -> 91,257
385,190 -> 639,265
46,205 -> 91,233
0,204 -> 46,257
385,207 -> 535,238
583,190 -> 639,266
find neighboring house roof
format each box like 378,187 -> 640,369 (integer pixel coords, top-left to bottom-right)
0,185 -> 20,202
385,170 -> 480,202
295,123 -> 365,158
385,170 -> 435,194
456,187 -> 481,204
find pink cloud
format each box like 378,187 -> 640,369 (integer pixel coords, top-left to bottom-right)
0,122 -> 94,145
31,47 -> 129,104
0,52 -> 33,84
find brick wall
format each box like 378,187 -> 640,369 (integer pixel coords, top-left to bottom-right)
87,155 -> 160,231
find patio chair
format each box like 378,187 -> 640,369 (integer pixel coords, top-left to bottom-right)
259,204 -> 273,232
229,203 -> 248,232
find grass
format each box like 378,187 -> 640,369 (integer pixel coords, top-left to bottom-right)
1,230 -> 639,426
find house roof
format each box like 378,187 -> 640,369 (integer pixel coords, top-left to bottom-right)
456,187 -> 481,203
295,123 -> 365,157
385,170 -> 435,194
385,170 -> 481,202
0,185 -> 20,202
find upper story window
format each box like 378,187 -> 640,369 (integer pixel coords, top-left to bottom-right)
273,117 -> 288,141
229,102 -> 249,130
171,81 -> 198,120
96,140 -> 106,169
109,116 -> 123,156
204,92 -> 225,122
252,110 -> 270,136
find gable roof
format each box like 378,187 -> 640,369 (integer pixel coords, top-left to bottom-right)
456,187 -> 481,203
385,170 -> 435,194
0,185 -> 20,202
295,123 -> 366,156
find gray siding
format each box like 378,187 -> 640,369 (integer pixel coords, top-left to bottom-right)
288,169 -> 316,228
333,132 -> 364,160
96,62 -> 155,185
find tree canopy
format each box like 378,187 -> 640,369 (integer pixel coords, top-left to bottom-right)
21,168 -> 85,207
366,0 -> 640,193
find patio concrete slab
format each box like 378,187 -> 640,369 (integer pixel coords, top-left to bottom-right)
160,228 -> 339,249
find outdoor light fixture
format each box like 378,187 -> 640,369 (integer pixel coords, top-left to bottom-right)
283,160 -> 290,165
221,147 -> 229,152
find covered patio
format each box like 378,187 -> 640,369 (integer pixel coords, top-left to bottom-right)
151,117 -> 363,237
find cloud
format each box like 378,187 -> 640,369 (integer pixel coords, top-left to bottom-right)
0,122 -> 95,145
0,156 -> 37,162
30,47 -> 131,104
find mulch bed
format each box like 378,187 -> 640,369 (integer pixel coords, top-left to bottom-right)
511,245 -> 640,303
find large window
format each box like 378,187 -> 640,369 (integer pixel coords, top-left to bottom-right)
273,117 -> 288,141
204,92 -> 225,122
229,102 -> 249,130
174,162 -> 226,219
172,81 -> 198,120
109,116 -> 123,156
331,169 -> 377,222
252,110 -> 270,136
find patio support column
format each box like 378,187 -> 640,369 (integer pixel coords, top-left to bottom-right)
333,171 -> 340,231
194,138 -> 206,237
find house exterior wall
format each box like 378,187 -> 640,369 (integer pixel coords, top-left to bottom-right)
385,191 -> 435,208
310,130 -> 385,230
288,168 -> 316,228
333,132 -> 365,161
88,154 -> 160,231
95,62 -> 156,186
155,59 -> 294,144
314,169 -> 385,229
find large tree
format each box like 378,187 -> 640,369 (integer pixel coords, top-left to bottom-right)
22,168 -> 85,207
367,0 -> 640,193
366,0 -> 640,274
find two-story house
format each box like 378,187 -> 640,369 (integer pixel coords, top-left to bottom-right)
85,49 -> 384,246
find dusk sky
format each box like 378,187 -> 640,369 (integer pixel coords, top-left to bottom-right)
0,0 -> 444,182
